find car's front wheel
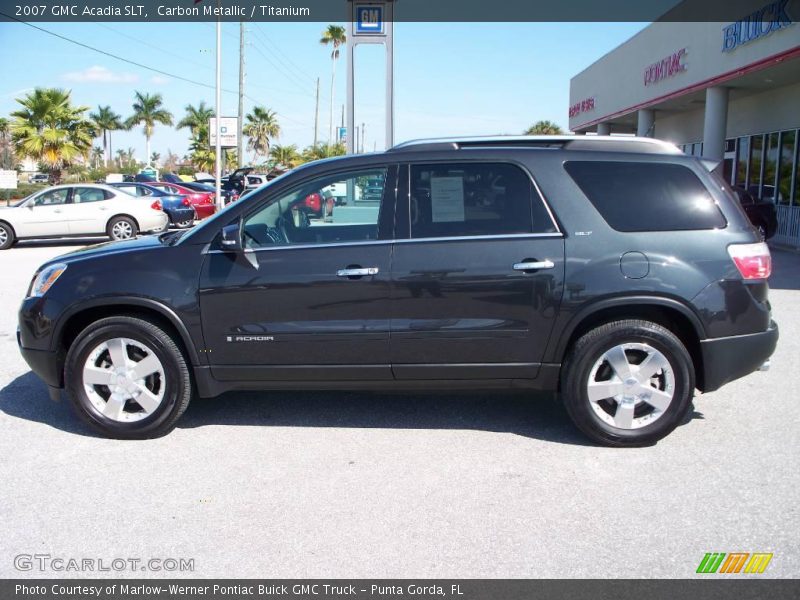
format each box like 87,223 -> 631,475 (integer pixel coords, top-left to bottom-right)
561,319 -> 694,447
0,222 -> 15,250
107,216 -> 138,241
65,316 -> 192,439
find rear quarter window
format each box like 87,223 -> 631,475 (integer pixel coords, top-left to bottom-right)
564,161 -> 726,232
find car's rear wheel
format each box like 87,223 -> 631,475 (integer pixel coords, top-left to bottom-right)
108,216 -> 138,241
0,222 -> 15,250
561,319 -> 694,447
175,216 -> 194,229
65,316 -> 192,439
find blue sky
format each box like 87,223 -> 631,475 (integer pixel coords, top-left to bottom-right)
0,21 -> 646,162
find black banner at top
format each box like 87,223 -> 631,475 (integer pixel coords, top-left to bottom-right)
0,0 -> 797,22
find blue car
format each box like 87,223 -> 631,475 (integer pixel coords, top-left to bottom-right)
109,182 -> 196,229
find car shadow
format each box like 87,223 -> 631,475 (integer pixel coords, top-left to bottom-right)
0,371 -> 702,446
768,247 -> 800,290
14,238 -> 107,249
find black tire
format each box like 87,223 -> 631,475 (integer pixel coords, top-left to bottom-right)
0,222 -> 15,250
65,316 -> 192,439
175,217 -> 194,229
560,319 -> 695,447
107,216 -> 138,241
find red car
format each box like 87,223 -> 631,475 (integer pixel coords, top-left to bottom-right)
151,182 -> 217,220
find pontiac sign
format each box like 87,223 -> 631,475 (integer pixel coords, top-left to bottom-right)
722,0 -> 794,52
644,48 -> 687,86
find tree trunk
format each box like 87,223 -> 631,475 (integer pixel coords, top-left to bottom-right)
146,136 -> 151,167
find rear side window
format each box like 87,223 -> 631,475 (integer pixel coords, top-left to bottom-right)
72,187 -> 110,203
564,161 -> 726,232
409,162 -> 556,239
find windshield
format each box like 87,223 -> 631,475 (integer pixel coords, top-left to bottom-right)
11,194 -> 35,207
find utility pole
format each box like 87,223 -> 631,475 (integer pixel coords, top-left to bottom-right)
214,20 -> 222,210
354,126 -> 359,153
313,77 -> 320,147
361,122 -> 365,153
237,22 -> 246,168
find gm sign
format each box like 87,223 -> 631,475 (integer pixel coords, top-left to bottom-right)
355,3 -> 385,35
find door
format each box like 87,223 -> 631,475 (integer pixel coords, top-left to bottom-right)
391,162 -> 565,380
68,186 -> 115,234
199,165 -> 397,382
14,187 -> 71,237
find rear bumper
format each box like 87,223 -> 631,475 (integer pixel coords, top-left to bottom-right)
699,321 -> 778,392
194,204 -> 216,219
164,207 -> 196,225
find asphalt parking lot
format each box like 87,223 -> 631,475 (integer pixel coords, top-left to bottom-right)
0,238 -> 798,579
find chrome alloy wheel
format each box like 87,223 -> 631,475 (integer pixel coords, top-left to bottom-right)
82,337 -> 166,422
0,226 -> 7,245
111,220 -> 134,240
586,343 -> 675,430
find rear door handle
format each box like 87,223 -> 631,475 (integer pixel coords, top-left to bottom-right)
337,267 -> 379,278
513,260 -> 555,271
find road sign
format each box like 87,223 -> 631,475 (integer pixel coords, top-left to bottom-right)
338,127 -> 347,143
354,3 -> 385,35
0,170 -> 17,189
209,117 -> 239,148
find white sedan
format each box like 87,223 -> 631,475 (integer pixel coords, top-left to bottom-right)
0,184 -> 169,250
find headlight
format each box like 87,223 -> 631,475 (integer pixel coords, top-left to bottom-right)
29,263 -> 68,297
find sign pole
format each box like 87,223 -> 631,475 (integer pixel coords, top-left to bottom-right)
346,18 -> 355,155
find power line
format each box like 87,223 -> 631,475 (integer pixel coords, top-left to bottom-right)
2,15 -> 308,128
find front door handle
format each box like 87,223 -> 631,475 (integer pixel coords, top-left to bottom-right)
337,267 -> 379,278
513,260 -> 555,271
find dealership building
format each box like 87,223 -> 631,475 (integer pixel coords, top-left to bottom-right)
569,1 -> 800,246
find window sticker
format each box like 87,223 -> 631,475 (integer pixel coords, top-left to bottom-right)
430,176 -> 465,222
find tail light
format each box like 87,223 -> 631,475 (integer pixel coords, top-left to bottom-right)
182,198 -> 191,206
727,242 -> 771,279
150,200 -> 162,211
304,192 -> 321,212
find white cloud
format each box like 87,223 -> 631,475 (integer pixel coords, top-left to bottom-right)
150,75 -> 170,85
61,66 -> 139,84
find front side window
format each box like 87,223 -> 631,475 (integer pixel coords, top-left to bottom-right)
564,161 -> 726,232
408,162 -> 554,239
243,168 -> 387,249
32,188 -> 68,206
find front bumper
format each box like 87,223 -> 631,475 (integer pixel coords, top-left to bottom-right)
18,329 -> 62,388
699,320 -> 779,392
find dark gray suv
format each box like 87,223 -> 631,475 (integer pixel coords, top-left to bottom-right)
18,136 -> 778,445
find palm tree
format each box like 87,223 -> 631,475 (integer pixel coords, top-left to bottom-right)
177,101 -> 213,137
163,149 -> 179,173
91,146 -> 104,168
89,105 -> 123,166
126,147 -> 137,167
320,25 -> 346,144
524,120 -> 564,135
243,106 -> 280,163
302,142 -> 346,163
125,91 -> 173,167
0,117 -> 15,170
271,144 -> 301,168
10,88 -> 94,183
150,151 -> 161,165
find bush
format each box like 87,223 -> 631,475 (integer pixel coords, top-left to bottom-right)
2,183 -> 47,201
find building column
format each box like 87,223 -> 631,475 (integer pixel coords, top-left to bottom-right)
597,122 -> 611,136
637,109 -> 655,137
702,86 -> 729,161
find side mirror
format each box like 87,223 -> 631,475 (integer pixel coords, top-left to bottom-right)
220,222 -> 242,252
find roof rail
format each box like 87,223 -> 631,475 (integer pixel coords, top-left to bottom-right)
387,135 -> 682,155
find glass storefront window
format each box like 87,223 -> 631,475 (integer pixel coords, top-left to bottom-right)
778,131 -> 795,206
749,135 -> 764,198
764,133 -> 780,203
736,136 -> 749,187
